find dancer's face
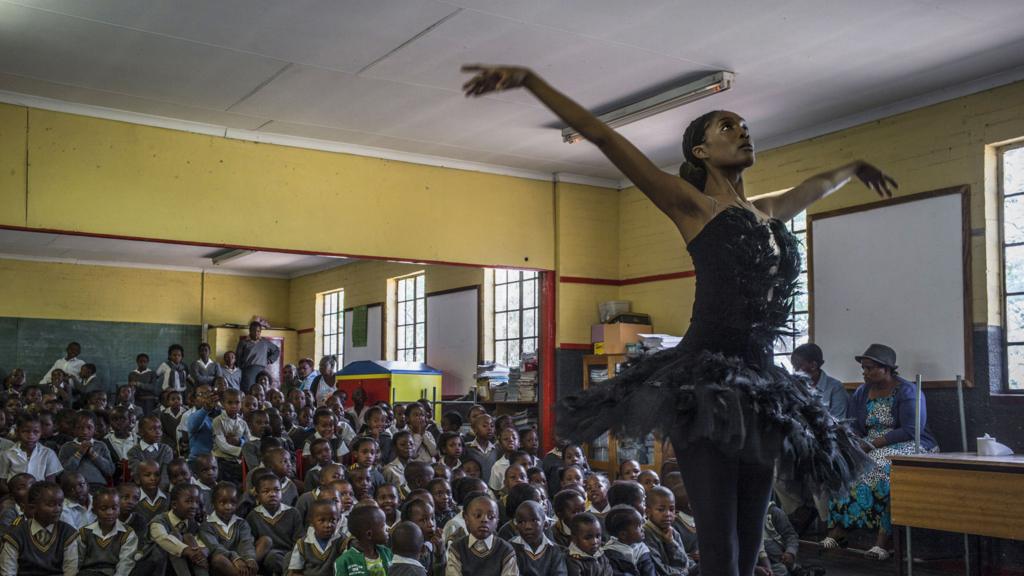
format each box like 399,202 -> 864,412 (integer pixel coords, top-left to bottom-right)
691,111 -> 754,170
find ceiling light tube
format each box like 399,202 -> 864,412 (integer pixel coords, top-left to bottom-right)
562,71 -> 735,144
210,249 -> 256,265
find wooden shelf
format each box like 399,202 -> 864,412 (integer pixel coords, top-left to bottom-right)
477,400 -> 538,406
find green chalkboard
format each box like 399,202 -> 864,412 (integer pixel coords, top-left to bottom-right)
0,317 -> 201,391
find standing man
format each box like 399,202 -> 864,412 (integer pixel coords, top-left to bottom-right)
235,321 -> 280,393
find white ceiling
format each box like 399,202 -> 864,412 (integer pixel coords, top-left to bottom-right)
2,0 -> 1024,181
0,228 -> 351,278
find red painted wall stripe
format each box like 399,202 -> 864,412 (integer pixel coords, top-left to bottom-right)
559,343 -> 593,351
559,270 -> 695,286
297,328 -> 314,334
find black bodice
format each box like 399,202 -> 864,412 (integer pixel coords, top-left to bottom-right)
683,207 -> 801,366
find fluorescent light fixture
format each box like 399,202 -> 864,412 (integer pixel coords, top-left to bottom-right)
210,249 -> 256,265
562,71 -> 735,144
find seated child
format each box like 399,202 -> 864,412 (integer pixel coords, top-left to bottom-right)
114,384 -> 144,422
463,414 -> 497,481
241,409 -> 271,472
348,467 -> 375,502
264,447 -> 299,506
133,459 -> 169,527
212,389 -> 250,484
78,487 -> 138,576
607,481 -> 646,516
665,477 -> 697,560
0,480 -> 79,574
0,413 -> 61,482
349,436 -> 386,489
302,437 -> 336,493
511,500 -> 567,576
127,415 -> 174,486
302,409 -> 350,467
59,471 -> 96,529
388,521 -> 427,576
198,482 -> 258,576
247,471 -> 303,576
104,407 -> 137,466
497,483 -> 546,541
488,427 -> 520,492
602,505 -> 656,576
433,463 -> 452,484
130,353 -> 160,415
637,471 -> 660,494
441,477 -> 488,547
459,458 -> 483,481
375,484 -> 401,532
135,483 -> 209,576
383,430 -> 415,492
334,503 -> 392,575
427,478 -> 457,533
168,458 -> 194,490
553,489 -> 587,548
295,464 -> 345,521
192,454 -> 219,513
0,473 -> 34,530
446,494 -> 517,575
405,460 -> 435,495
400,498 -> 442,574
58,411 -> 115,491
585,474 -> 611,515
117,482 -> 144,536
762,502 -> 800,576
158,390 -> 185,451
644,486 -> 692,576
549,444 -> 588,499
437,432 -> 464,471
285,500 -> 345,576
566,512 -> 612,576
561,465 -> 587,495
44,409 -> 76,454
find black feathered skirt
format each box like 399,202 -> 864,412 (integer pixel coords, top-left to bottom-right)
557,340 -> 871,495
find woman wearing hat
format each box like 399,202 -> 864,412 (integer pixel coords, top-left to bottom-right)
822,343 -> 938,559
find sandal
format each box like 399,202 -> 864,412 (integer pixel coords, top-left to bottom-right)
819,536 -> 847,550
865,546 -> 891,560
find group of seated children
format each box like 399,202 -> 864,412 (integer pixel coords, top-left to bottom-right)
0,342 -> 802,576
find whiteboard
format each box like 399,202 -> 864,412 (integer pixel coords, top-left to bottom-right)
426,288 -> 479,396
810,189 -> 969,384
343,305 -> 382,366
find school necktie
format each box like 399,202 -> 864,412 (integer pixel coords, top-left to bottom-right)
472,540 -> 488,554
36,528 -> 51,546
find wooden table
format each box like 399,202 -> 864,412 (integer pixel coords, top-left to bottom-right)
890,452 -> 1024,575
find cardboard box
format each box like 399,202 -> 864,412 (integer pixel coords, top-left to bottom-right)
591,323 -> 652,355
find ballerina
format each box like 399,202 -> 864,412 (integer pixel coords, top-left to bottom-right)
462,64 -> 895,576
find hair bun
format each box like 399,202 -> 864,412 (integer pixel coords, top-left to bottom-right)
679,160 -> 707,191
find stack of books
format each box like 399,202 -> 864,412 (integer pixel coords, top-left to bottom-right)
475,362 -> 510,401
637,333 -> 683,355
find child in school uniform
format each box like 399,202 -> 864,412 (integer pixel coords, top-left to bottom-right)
602,505 -> 656,576
247,472 -> 303,576
212,389 -> 249,485
158,390 -> 185,454
437,432 -> 464,471
0,473 -> 34,530
133,459 -> 169,527
388,521 -> 428,576
130,353 -> 160,415
0,413 -> 62,484
566,512 -> 613,576
463,414 -> 498,483
643,487 -> 693,576
295,465 -> 344,522
285,500 -> 345,576
446,494 -> 517,576
301,438 -> 336,493
78,487 -> 138,576
349,436 -> 386,489
220,351 -> 241,391
241,409 -> 271,473
191,454 -> 218,514
116,482 -> 144,537
198,482 -> 258,576
401,498 -> 443,575
585,474 -> 612,516
59,471 -> 96,529
263,447 -> 299,507
114,384 -> 144,423
167,459 -> 194,491
134,483 -> 209,576
127,414 -> 173,483
0,480 -> 79,575
383,430 -> 415,493
488,427 -> 520,493
58,411 -> 115,492
359,406 -> 394,465
157,344 -> 191,395
553,489 -> 587,549
104,407 -> 137,480
375,484 -> 401,532
190,343 -> 220,389
512,500 -> 567,576
301,408 -> 353,468
334,504 -> 392,576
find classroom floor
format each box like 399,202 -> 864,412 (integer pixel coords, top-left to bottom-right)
798,542 -> 966,576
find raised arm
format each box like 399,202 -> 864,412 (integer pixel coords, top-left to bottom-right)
753,160 -> 897,222
462,65 -> 705,223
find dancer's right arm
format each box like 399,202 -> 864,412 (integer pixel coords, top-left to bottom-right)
462,65 -> 705,224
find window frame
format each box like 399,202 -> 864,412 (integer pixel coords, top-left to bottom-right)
773,210 -> 809,371
320,289 -> 344,367
492,269 -> 540,368
395,272 -> 426,363
999,141 -> 1024,393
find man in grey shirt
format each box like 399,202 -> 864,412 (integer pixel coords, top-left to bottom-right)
235,321 -> 280,393
791,343 -> 849,421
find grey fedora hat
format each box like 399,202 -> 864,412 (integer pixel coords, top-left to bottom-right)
855,343 -> 897,368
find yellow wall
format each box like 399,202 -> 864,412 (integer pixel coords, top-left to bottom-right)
11,107 -> 555,270
617,80 -> 1024,335
0,258 -> 288,328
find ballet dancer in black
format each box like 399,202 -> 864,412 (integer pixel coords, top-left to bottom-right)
462,64 -> 892,576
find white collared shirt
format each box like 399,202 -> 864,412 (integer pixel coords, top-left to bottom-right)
140,489 -> 168,508
106,432 -> 137,460
0,443 -> 61,480
83,520 -> 137,576
287,526 -> 341,570
61,498 -> 96,529
390,554 -> 422,566
206,512 -> 240,532
254,503 -> 291,521
39,356 -> 85,385
511,534 -> 553,556
0,519 -> 79,576
569,542 -> 604,559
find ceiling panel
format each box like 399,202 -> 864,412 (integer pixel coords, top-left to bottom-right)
6,0 -> 459,73
0,1 -> 287,109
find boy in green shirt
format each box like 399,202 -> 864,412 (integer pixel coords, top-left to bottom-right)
334,504 -> 392,576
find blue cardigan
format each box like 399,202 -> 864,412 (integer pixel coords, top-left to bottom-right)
849,377 -> 937,451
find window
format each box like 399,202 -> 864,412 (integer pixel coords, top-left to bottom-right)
494,269 -> 539,367
1001,143 -> 1024,391
321,289 -> 344,366
395,273 -> 426,362
773,211 -> 809,370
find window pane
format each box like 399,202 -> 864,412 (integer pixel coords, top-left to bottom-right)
797,241 -> 808,273
508,339 -> 521,365
523,270 -> 538,280
1008,345 -> 1024,390
496,341 -> 507,366
495,268 -> 507,284
406,328 -> 415,349
416,299 -> 425,324
508,282 -> 520,309
794,313 -> 809,345
415,348 -> 425,363
775,354 -> 794,372
508,311 -> 520,339
523,338 -> 536,354
1005,195 -> 1024,245
1006,147 -> 1024,196
1006,245 -> 1024,293
524,279 -> 536,307
524,309 -> 536,338
416,275 -> 425,297
496,313 -> 508,339
792,211 -> 806,232
496,284 -> 507,312
397,326 -> 406,348
416,324 -> 425,348
1008,295 -> 1024,342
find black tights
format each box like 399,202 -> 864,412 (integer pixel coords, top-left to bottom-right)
674,437 -> 776,576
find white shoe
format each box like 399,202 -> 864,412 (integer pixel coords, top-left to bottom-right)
865,546 -> 891,560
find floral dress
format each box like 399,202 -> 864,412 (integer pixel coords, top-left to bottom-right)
828,391 -> 937,533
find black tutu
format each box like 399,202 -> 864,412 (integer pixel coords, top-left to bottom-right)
558,207 -> 870,494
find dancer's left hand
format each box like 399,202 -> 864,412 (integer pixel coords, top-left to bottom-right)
461,64 -> 531,96
855,161 -> 898,198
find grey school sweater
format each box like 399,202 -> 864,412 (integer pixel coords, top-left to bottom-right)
245,504 -> 303,553
58,440 -> 116,486
198,514 -> 256,563
77,521 -> 137,576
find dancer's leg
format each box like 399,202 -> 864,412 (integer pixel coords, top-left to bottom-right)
736,459 -> 775,576
675,437 -> 740,576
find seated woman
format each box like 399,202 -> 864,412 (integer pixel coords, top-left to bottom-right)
823,343 -> 938,560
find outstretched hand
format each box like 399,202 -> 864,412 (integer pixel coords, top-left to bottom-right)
855,161 -> 898,198
461,64 -> 531,97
